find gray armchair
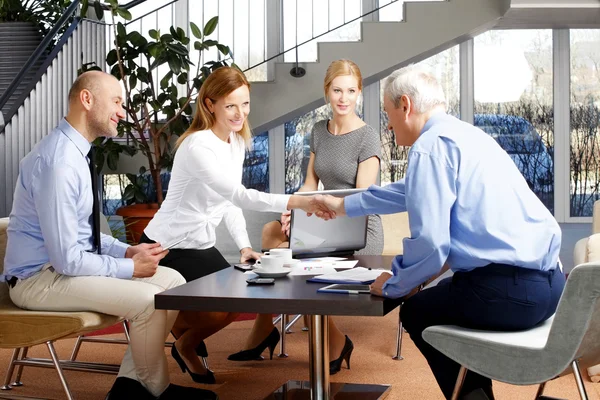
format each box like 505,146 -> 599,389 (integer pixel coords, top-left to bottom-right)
422,262 -> 600,400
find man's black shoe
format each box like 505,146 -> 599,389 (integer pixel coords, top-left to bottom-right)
159,383 -> 218,400
105,377 -> 154,400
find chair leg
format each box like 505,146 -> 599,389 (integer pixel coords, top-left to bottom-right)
1,348 -> 21,390
70,335 -> 84,361
392,309 -> 404,360
46,341 -> 74,400
572,359 -> 589,400
302,315 -> 309,331
122,320 -> 131,342
285,314 -> 303,333
278,314 -> 288,358
10,347 -> 27,387
535,382 -> 547,399
451,366 -> 468,400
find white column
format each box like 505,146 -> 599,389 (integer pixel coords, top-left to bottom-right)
266,0 -> 283,81
459,39 -> 474,125
553,29 -> 571,222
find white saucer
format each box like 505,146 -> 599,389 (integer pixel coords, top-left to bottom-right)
283,259 -> 301,267
253,268 -> 291,278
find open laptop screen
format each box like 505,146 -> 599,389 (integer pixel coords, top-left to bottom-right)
289,188 -> 368,258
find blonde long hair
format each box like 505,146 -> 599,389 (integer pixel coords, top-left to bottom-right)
323,59 -> 363,102
176,66 -> 252,149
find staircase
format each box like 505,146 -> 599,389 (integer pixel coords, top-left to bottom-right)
248,0 -> 511,133
0,22 -> 44,128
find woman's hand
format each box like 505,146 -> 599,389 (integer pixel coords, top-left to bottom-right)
280,211 -> 291,236
240,247 -> 262,263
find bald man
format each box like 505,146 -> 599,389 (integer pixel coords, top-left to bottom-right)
2,72 -> 218,400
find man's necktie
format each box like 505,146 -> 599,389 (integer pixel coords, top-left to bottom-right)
88,146 -> 101,255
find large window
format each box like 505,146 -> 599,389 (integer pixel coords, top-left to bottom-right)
379,46 -> 459,185
243,132 -> 270,192
570,30 -> 600,217
474,30 -> 554,212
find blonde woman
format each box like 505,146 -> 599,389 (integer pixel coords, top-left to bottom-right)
141,66 -> 324,383
233,60 -> 382,375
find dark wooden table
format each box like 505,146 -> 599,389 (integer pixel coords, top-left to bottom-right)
155,255 -> 401,400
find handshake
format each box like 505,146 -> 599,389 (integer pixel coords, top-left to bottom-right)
287,194 -> 346,221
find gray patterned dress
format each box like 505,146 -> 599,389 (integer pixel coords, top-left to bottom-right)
310,120 -> 384,255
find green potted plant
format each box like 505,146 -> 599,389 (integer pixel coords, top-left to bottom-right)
83,0 -> 234,243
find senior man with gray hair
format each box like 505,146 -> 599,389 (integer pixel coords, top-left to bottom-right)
313,65 -> 564,400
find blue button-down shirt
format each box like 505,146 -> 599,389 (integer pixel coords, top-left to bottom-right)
345,112 -> 561,298
2,119 -> 133,281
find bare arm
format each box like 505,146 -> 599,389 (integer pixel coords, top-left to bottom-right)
355,156 -> 380,188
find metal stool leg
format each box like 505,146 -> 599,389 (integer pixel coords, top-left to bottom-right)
47,341 -> 74,400
392,307 -> 404,360
535,382 -> 546,399
572,359 -> 589,400
450,366 -> 467,400
10,347 -> 27,386
1,348 -> 21,390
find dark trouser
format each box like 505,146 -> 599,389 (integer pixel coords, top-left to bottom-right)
140,233 -> 230,282
400,263 -> 565,399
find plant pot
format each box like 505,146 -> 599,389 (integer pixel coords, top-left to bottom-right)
115,203 -> 159,244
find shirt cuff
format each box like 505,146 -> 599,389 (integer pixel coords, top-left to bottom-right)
344,193 -> 364,218
276,194 -> 292,212
115,258 -> 134,279
106,239 -> 129,258
234,235 -> 252,252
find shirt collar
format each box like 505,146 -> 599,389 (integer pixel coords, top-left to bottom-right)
57,118 -> 92,158
420,110 -> 448,136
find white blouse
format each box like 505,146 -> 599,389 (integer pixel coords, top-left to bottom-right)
144,129 -> 290,251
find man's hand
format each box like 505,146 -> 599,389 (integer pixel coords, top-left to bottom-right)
130,243 -> 169,278
370,272 -> 393,297
280,211 -> 291,236
240,247 -> 262,263
125,242 -> 163,258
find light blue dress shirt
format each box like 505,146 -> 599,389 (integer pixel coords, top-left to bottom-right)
2,119 -> 133,281
345,112 -> 561,298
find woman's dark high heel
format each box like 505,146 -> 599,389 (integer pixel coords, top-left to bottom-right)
227,327 -> 280,361
329,335 -> 354,375
196,340 -> 208,358
171,345 -> 216,384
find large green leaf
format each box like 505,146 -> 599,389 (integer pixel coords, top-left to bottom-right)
93,1 -> 103,20
117,22 -> 126,38
149,29 -> 159,40
203,16 -> 218,36
116,7 -> 132,20
190,22 -> 202,39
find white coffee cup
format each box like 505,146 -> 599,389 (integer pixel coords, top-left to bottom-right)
264,248 -> 293,263
255,255 -> 285,271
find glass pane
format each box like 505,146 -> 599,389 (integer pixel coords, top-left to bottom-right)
570,30 -> 600,217
379,46 -> 459,186
243,132 -> 270,192
474,30 -> 554,213
284,99 -> 364,194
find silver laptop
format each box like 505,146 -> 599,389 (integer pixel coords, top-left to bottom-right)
289,188 -> 368,258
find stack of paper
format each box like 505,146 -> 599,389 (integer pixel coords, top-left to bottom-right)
307,267 -> 390,284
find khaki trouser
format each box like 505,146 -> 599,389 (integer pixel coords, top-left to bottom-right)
9,265 -> 186,397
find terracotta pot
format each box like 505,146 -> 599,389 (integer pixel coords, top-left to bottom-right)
115,203 -> 159,244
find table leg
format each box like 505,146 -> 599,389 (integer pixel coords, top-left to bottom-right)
308,314 -> 329,400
